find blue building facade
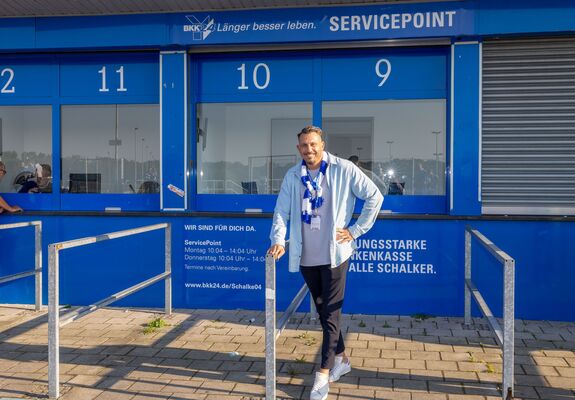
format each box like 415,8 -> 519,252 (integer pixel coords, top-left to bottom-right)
1,0 -> 574,321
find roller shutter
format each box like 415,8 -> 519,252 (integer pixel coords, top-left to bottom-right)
482,37 -> 575,215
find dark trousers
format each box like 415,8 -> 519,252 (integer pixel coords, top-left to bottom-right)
300,260 -> 349,370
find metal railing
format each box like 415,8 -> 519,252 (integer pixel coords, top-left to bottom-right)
48,223 -> 172,399
465,226 -> 515,400
0,221 -> 42,311
265,250 -> 317,400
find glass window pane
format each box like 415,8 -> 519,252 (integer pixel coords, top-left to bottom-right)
322,100 -> 446,196
61,104 -> 160,194
0,106 -> 52,193
197,102 -> 312,195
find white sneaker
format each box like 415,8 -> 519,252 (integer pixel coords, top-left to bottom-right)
310,371 -> 329,400
329,356 -> 351,382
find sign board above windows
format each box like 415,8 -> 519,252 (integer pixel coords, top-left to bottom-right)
0,56 -> 54,101
171,3 -> 473,45
0,54 -> 159,102
59,54 -> 159,100
197,48 -> 447,102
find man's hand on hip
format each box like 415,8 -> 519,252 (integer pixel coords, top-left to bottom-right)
267,244 -> 285,260
336,228 -> 354,243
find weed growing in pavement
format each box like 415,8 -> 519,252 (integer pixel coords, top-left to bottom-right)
358,320 -> 366,328
143,317 -> 168,334
411,313 -> 435,321
295,355 -> 306,363
383,321 -> 391,328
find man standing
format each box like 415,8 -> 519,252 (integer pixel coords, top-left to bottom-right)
268,126 -> 383,400
0,161 -> 23,214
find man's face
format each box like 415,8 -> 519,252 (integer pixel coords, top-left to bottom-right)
297,132 -> 325,169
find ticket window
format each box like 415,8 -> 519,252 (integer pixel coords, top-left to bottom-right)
0,106 -> 52,194
58,53 -> 160,211
61,104 -> 159,195
323,100 -> 447,197
0,53 -> 160,211
193,48 -> 448,213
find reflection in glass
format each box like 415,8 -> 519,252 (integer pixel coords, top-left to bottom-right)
197,102 -> 312,194
0,106 -> 52,193
61,104 -> 159,194
323,100 -> 446,195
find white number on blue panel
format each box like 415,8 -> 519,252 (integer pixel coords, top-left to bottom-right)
1,68 -> 15,94
98,65 -> 128,92
375,59 -> 391,87
237,63 -> 270,90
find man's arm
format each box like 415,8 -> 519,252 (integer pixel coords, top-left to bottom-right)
346,164 -> 383,240
0,195 -> 23,213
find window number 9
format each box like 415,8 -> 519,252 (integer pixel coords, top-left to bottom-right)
375,59 -> 391,87
1,68 -> 15,94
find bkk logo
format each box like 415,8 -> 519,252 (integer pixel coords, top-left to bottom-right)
184,15 -> 215,40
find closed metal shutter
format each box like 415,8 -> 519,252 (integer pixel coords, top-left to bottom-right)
482,37 -> 575,215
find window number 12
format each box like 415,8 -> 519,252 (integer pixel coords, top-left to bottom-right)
98,66 -> 128,92
1,68 -> 15,94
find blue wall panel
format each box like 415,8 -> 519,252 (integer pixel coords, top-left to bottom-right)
161,52 -> 188,210
451,42 -> 480,216
1,215 -> 574,322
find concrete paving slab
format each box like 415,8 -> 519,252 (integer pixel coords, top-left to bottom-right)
0,304 -> 574,399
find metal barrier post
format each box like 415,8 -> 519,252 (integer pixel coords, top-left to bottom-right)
0,221 -> 43,310
465,226 -> 515,400
165,224 -> 172,315
48,244 -> 60,399
464,229 -> 471,325
46,223 -> 171,398
35,222 -> 42,311
265,254 -> 276,400
503,258 -> 515,400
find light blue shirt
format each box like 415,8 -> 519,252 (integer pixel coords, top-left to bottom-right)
270,152 -> 384,273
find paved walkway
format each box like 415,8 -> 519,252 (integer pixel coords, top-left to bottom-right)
0,305 -> 574,400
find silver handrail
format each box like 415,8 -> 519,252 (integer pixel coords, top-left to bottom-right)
0,221 -> 42,311
48,223 -> 172,399
465,226 -> 515,400
265,245 -> 317,400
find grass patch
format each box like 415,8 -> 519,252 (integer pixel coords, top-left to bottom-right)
295,355 -> 306,364
382,321 -> 391,328
411,313 -> 435,321
287,366 -> 298,378
485,363 -> 496,374
296,331 -> 316,346
143,317 -> 168,334
358,320 -> 366,328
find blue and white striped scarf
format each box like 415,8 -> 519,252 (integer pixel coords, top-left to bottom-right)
300,152 -> 328,224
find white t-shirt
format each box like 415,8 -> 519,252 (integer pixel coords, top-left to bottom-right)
300,168 -> 333,267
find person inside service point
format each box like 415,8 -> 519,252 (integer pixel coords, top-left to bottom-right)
268,126 -> 383,400
0,161 -> 23,214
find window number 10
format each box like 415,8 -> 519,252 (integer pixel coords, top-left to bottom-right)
375,59 -> 391,87
98,66 -> 128,92
237,63 -> 270,90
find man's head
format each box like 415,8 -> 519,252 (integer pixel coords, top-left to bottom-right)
36,163 -> 52,189
0,161 -> 6,180
297,126 -> 325,169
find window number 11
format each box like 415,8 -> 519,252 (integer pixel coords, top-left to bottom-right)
98,66 -> 128,92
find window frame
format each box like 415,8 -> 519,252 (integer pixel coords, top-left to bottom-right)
0,52 -> 161,212
190,48 -> 451,214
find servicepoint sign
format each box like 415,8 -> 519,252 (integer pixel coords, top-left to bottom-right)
171,1 -> 474,45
